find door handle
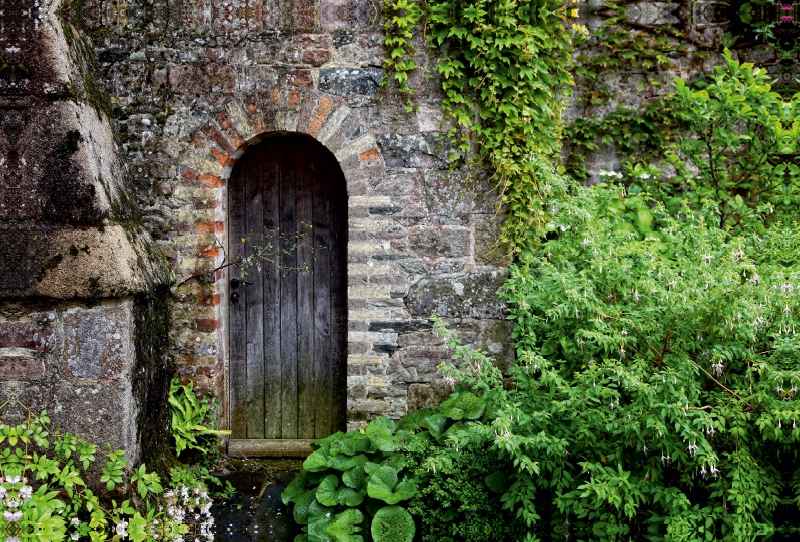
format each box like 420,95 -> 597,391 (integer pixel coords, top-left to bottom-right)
230,278 -> 254,288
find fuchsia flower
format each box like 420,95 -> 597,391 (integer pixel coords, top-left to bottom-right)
781,4 -> 794,9
781,14 -> 795,21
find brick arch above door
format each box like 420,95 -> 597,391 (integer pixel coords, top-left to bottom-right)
178,88 -> 385,191
171,86 -> 389,441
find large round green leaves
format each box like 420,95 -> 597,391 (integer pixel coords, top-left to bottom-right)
370,506 -> 415,542
366,466 -> 417,504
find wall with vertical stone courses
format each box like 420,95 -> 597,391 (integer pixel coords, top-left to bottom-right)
80,0 -> 513,430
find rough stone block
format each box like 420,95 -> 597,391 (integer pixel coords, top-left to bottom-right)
265,0 -> 317,30
169,63 -> 238,93
319,68 -> 383,96
405,271 -> 508,319
0,357 -> 45,381
60,305 -> 133,380
474,214 -> 512,267
321,0 -> 374,30
407,383 -> 451,412
408,228 -> 470,258
377,133 -> 451,169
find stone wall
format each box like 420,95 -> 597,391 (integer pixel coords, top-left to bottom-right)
81,0 -> 513,429
0,0 -> 172,466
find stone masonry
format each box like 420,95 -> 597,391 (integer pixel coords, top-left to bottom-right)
0,0 -> 173,466
78,0 -> 514,432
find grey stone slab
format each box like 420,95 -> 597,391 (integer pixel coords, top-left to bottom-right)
405,271 -> 508,319
319,68 -> 383,96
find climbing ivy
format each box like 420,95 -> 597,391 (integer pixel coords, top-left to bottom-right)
563,3 -> 691,179
382,0 -> 581,254
382,0 -> 424,109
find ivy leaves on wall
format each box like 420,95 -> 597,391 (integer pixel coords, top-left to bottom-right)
382,0 -> 579,255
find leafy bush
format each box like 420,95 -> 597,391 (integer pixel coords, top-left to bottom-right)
168,377 -> 230,459
281,417 -> 418,542
0,399 -> 215,542
407,446 -> 526,542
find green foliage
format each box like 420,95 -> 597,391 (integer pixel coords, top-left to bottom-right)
665,51 -> 800,230
0,399 -> 215,542
407,447 -> 526,541
381,0 -> 423,109
281,418 -> 417,542
168,377 -> 230,458
563,5 -> 685,180
381,0 -> 578,254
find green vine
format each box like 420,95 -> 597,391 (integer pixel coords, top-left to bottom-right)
382,0 -> 424,111
382,0 -> 580,255
563,4 -> 690,179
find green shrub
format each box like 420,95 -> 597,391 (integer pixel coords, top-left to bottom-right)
407,446 -> 526,542
281,417 -> 418,542
0,399 -> 215,542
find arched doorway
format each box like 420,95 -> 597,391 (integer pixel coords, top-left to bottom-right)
227,133 -> 347,450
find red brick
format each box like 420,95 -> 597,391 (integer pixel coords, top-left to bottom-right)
196,245 -> 221,257
197,221 -> 224,233
359,147 -> 381,162
190,133 -> 214,154
210,148 -> 233,166
244,97 -> 266,134
197,294 -> 223,306
179,165 -> 201,181
202,124 -> 236,154
272,87 -> 282,106
198,173 -> 225,188
288,90 -> 302,108
194,319 -> 220,332
216,110 -> 247,149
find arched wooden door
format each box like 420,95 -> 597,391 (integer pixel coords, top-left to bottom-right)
228,133 -> 347,448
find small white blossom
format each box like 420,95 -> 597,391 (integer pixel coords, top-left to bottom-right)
116,521 -> 129,538
18,485 -> 31,501
3,511 -> 22,522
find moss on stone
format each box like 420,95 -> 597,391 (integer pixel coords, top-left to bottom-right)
132,291 -> 174,475
36,254 -> 64,282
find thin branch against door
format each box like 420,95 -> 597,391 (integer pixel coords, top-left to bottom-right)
172,223 -> 326,292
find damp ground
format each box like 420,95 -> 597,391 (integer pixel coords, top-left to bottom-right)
211,459 -> 303,541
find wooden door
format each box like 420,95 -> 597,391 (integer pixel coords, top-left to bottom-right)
228,134 -> 347,443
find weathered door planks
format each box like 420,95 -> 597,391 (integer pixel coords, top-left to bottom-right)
228,134 -> 348,441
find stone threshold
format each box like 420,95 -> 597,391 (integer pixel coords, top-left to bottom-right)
228,439 -> 315,458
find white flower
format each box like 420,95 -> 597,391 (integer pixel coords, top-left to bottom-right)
116,520 -> 129,538
711,361 -> 724,377
18,485 -> 31,501
701,254 -> 712,263
3,511 -> 22,522
71,517 -> 80,526
6,537 -> 21,542
71,535 -> 79,541
6,499 -> 19,509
